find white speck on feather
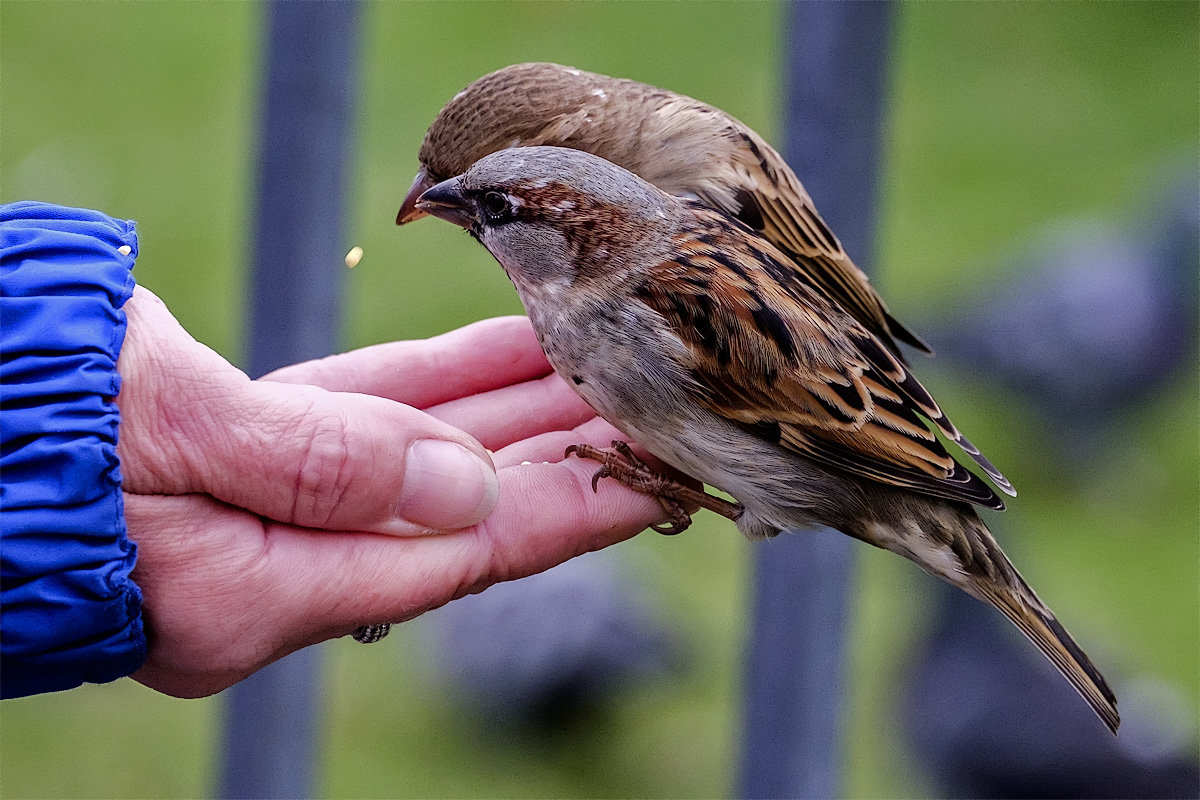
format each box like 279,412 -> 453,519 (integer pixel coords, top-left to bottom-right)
566,68 -> 582,76
591,88 -> 608,99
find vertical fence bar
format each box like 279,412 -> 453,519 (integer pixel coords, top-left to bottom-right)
738,3 -> 894,798
217,2 -> 362,797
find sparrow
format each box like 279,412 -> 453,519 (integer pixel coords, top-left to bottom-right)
397,61 -> 928,362
412,145 -> 1120,734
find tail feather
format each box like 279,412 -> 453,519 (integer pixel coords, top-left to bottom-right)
862,503 -> 1120,734
974,579 -> 1120,734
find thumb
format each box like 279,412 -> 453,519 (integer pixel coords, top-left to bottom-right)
213,381 -> 500,534
117,286 -> 498,534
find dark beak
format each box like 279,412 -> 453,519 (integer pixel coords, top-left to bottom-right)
415,176 -> 476,230
396,167 -> 438,225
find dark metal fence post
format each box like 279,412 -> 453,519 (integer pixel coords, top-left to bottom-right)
218,2 -> 362,797
738,3 -> 894,798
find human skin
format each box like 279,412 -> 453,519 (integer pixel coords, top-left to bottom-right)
115,286 -> 665,698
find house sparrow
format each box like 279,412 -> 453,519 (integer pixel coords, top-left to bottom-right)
397,61 -> 928,361
413,145 -> 1120,734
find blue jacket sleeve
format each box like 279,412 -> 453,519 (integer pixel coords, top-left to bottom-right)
1,201 -> 146,698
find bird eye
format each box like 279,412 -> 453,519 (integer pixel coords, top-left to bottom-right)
481,191 -> 513,220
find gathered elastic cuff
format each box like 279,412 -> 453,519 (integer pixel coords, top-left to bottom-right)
1,201 -> 146,698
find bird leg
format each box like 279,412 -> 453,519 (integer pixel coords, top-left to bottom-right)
565,440 -> 744,535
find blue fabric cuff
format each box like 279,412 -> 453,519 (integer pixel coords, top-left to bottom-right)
1,201 -> 145,698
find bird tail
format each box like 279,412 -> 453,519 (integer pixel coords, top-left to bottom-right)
966,561 -> 1120,735
860,503 -> 1120,734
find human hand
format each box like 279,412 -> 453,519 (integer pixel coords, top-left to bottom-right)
116,286 -> 666,697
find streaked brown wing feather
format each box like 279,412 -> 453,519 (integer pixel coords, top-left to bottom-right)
717,126 -> 933,357
634,208 -> 1011,510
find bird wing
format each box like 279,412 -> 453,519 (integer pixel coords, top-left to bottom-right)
697,120 -> 932,358
634,210 -> 1013,509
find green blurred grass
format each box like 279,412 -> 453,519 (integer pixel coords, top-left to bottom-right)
2,2 -> 1197,798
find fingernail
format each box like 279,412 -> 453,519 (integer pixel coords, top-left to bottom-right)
396,440 -> 499,530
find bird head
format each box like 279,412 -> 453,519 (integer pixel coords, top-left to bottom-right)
397,63 -> 612,225
415,146 -> 679,293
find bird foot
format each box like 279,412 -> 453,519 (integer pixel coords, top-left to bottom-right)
564,440 -> 743,535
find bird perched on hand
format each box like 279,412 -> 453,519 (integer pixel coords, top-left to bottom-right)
413,145 -> 1120,734
397,61 -> 928,361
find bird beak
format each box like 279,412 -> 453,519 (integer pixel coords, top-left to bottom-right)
396,168 -> 438,225
415,177 -> 476,230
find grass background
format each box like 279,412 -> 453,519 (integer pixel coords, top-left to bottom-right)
2,1 -> 1197,797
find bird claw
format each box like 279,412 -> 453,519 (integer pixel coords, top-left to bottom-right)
590,464 -> 611,493
564,440 -> 743,535
650,498 -> 693,535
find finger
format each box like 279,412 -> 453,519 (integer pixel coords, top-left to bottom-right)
118,287 -> 498,534
131,455 -> 664,682
128,446 -> 668,688
489,416 -> 668,469
201,382 -> 500,535
425,372 -> 596,451
262,316 -> 552,407
293,454 -> 667,635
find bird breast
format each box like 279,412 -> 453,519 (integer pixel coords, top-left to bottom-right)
520,290 -> 824,533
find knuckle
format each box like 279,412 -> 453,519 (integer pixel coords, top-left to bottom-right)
289,410 -> 357,527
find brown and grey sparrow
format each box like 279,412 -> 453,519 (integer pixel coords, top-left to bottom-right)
397,61 -> 927,361
413,145 -> 1120,734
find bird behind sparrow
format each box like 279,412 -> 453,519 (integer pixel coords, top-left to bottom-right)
411,145 -> 1120,735
398,61 -> 928,361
